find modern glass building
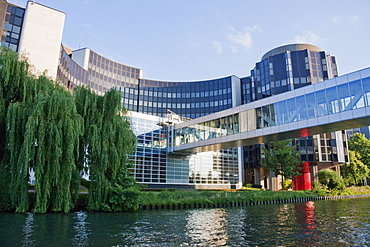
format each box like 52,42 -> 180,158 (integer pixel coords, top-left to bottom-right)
56,43 -> 351,190
56,46 -> 242,189
4,1 -> 366,190
240,44 -> 346,189
0,0 -> 25,51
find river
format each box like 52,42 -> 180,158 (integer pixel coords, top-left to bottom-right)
1,197 -> 370,246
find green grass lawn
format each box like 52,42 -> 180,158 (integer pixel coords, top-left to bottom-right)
139,189 -> 315,207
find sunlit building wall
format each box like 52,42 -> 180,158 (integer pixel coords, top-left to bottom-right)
4,0 -> 360,190
17,2 -> 65,80
241,44 -> 347,188
56,46 -> 241,189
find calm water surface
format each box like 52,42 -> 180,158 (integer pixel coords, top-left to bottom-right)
1,197 -> 370,246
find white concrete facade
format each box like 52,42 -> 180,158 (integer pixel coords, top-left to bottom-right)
18,2 -> 65,80
72,48 -> 90,70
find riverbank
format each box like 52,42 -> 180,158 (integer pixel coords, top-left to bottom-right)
4,186 -> 370,213
138,188 -> 370,210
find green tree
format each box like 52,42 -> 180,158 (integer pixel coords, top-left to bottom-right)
0,48 -> 84,213
74,87 -> 137,211
348,133 -> 370,169
261,139 -> 302,187
109,163 -> 143,211
0,48 -> 138,213
317,169 -> 345,191
341,150 -> 370,185
0,48 -> 30,211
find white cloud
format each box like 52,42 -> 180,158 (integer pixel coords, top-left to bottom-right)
331,15 -> 360,23
230,45 -> 238,54
76,0 -> 89,5
351,15 -> 360,22
292,30 -> 325,45
227,26 -> 258,53
188,41 -> 199,47
82,22 -> 93,28
212,41 -> 223,54
330,16 -> 343,23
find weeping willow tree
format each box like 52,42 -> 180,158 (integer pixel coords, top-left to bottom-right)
0,48 -> 30,211
1,48 -> 137,213
0,48 -> 83,213
25,83 -> 83,213
74,87 -> 137,211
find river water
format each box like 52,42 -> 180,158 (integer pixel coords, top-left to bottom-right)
1,197 -> 370,246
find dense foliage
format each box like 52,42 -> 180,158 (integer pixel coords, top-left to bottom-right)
349,133 -> 370,169
317,169 -> 345,192
0,48 -> 138,213
261,139 -> 302,186
74,87 -> 137,211
341,151 -> 369,185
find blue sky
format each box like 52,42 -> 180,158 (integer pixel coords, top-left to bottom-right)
13,0 -> 370,81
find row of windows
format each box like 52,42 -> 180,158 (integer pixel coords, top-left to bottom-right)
249,50 -> 336,102
89,68 -> 138,82
1,5 -> 24,51
89,51 -> 140,76
176,76 -> 370,146
131,116 -> 170,184
139,88 -> 232,98
129,99 -> 232,108
142,78 -> 232,91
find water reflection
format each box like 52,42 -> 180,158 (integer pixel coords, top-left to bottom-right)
304,201 -> 316,230
22,213 -> 34,246
294,201 -> 318,246
185,208 -> 228,246
73,211 -> 90,246
1,198 -> 370,246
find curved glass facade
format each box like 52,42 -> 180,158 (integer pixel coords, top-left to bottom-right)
57,47 -> 89,90
174,75 -> 370,146
130,77 -> 233,118
58,47 -> 235,119
249,46 -> 338,102
57,46 -> 240,189
56,41 -> 355,190
5,0 -> 362,190
238,44 -> 344,187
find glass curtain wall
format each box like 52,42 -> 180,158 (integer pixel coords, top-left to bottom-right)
0,3 -> 24,51
174,76 -> 370,145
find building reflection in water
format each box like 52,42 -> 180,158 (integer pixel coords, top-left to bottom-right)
22,212 -> 34,246
295,201 -> 318,245
73,211 -> 90,246
185,208 -> 228,246
304,201 -> 316,230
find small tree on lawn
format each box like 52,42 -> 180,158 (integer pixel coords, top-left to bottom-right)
341,150 -> 370,186
317,169 -> 346,192
261,139 -> 302,189
349,133 -> 370,169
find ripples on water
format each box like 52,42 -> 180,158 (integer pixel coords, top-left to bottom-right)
1,197 -> 370,246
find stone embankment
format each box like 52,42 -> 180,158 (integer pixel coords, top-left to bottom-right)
141,194 -> 370,210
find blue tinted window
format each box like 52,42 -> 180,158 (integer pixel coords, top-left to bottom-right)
326,87 -> 339,114
315,90 -> 327,116
337,83 -> 351,111
295,95 -> 307,120
306,93 -> 316,118
349,80 -> 365,109
362,77 -> 370,106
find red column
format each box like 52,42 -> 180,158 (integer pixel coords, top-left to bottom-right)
293,162 -> 312,191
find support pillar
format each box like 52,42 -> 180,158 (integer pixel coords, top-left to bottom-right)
293,162 -> 312,191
